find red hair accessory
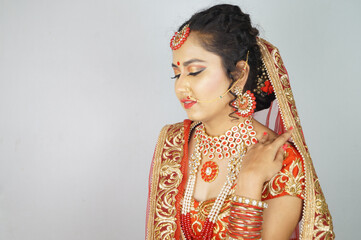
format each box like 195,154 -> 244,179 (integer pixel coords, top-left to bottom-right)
261,80 -> 274,94
170,24 -> 190,50
254,63 -> 274,96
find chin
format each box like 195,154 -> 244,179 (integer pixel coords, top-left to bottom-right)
185,112 -> 205,122
185,111 -> 213,123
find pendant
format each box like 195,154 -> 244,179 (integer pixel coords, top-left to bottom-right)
201,161 -> 219,183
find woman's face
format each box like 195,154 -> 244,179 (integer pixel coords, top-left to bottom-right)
172,33 -> 235,123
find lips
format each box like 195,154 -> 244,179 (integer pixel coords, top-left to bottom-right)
181,98 -> 197,109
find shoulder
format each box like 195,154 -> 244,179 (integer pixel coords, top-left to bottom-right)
157,120 -> 193,136
262,144 -> 306,200
154,120 -> 194,149
282,144 -> 304,169
157,120 -> 188,136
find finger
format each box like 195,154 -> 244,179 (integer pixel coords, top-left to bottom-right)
271,127 -> 294,149
273,147 -> 285,172
275,144 -> 287,162
274,144 -> 287,168
259,131 -> 269,144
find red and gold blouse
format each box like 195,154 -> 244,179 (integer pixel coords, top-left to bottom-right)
184,144 -> 305,239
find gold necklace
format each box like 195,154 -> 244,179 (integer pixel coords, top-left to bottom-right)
193,117 -> 257,183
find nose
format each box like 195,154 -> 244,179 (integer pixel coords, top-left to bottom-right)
175,74 -> 191,97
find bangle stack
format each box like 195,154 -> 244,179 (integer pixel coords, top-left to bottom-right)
228,196 -> 268,240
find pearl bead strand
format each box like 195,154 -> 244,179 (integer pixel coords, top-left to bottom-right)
181,118 -> 255,240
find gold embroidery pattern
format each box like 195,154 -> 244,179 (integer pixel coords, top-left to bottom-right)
313,178 -> 335,239
188,196 -> 232,240
272,47 -> 303,132
152,123 -> 185,240
259,38 -> 334,239
272,44 -> 335,239
262,154 -> 305,199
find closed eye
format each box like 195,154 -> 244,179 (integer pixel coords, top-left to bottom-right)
171,69 -> 205,79
188,69 -> 205,76
171,74 -> 180,79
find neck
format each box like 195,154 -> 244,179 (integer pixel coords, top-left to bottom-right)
201,114 -> 249,137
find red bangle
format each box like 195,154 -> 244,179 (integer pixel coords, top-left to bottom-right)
228,198 -> 264,239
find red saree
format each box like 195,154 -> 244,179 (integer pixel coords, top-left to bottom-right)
146,39 -> 334,239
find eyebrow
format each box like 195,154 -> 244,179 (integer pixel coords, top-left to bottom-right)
171,59 -> 206,68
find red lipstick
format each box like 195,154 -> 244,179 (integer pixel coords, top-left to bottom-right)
181,98 -> 197,109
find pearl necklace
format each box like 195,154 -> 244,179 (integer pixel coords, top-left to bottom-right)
180,118 -> 257,240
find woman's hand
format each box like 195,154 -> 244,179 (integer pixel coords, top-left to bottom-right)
235,128 -> 293,199
242,128 -> 293,183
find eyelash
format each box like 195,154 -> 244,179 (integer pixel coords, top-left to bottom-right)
171,74 -> 180,79
171,69 -> 205,79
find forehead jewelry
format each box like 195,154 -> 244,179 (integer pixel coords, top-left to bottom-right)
170,24 -> 190,50
188,51 -> 249,103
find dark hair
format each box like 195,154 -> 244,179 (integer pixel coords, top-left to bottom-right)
178,4 -> 275,117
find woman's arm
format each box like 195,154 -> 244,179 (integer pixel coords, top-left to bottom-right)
262,196 -> 302,239
230,128 -> 300,239
234,173 -> 302,239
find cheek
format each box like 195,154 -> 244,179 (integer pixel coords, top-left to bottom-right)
174,80 -> 181,95
197,71 -> 228,96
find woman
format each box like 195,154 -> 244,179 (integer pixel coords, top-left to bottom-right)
146,4 -> 334,240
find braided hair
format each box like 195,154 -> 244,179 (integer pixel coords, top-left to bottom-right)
177,4 -> 275,117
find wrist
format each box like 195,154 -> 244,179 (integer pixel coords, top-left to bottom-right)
235,173 -> 264,200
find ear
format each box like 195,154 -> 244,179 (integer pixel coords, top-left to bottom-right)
231,60 -> 250,89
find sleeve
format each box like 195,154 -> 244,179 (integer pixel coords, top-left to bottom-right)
261,144 -> 306,200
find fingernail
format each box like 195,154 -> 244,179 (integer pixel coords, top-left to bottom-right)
289,126 -> 294,130
263,132 -> 267,136
282,144 -> 288,151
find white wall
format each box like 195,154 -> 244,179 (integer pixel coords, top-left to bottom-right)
0,0 -> 360,239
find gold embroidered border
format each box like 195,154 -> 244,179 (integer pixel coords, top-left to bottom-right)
146,124 -> 170,239
258,38 -> 335,239
146,122 -> 185,240
262,156 -> 305,199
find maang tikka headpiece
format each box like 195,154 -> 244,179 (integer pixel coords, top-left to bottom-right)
170,24 -> 190,50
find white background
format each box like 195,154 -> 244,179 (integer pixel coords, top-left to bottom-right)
0,0 -> 360,239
